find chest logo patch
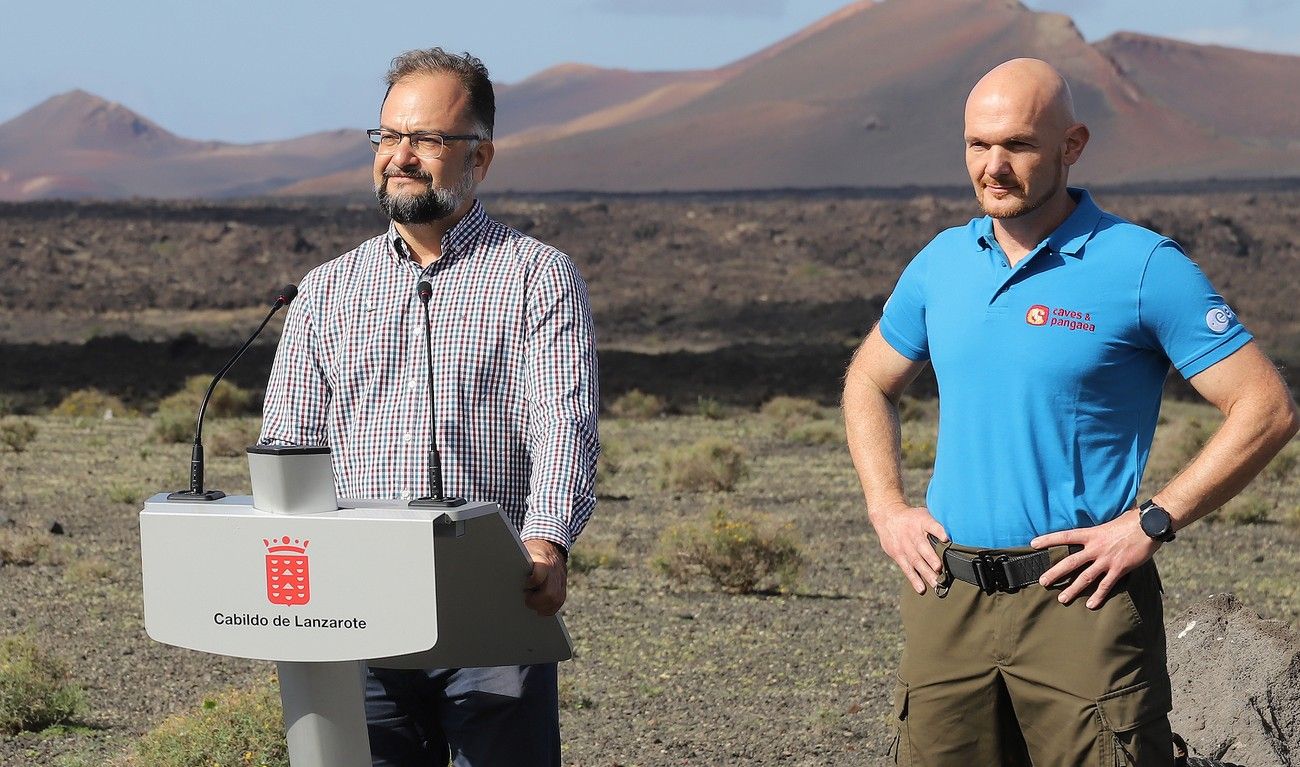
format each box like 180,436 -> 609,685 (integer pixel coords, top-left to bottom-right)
1205,305 -> 1235,334
1025,304 -> 1096,332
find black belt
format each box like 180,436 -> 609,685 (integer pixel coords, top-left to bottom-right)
932,536 -> 1081,594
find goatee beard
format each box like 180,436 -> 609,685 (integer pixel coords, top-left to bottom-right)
375,162 -> 475,225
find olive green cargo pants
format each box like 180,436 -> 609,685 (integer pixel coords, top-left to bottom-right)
889,544 -> 1173,766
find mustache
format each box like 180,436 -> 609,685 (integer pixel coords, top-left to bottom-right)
383,169 -> 433,182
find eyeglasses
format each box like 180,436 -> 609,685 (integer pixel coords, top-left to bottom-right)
366,129 -> 481,160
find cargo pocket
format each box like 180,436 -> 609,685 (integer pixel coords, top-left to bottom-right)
1095,679 -> 1173,766
887,679 -> 910,766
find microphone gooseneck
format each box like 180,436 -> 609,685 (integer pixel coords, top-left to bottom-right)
168,284 -> 298,502
410,279 -> 466,508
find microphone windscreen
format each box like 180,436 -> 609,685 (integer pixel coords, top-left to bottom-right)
277,284 -> 299,306
417,281 -> 433,303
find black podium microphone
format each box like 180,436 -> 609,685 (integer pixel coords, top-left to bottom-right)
410,280 -> 466,508
168,284 -> 298,502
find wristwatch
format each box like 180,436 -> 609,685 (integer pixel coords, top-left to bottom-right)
1139,500 -> 1176,542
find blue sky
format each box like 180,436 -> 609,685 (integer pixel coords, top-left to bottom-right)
2,1 -> 1297,143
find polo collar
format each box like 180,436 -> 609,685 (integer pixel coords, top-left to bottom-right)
1046,188 -> 1102,258
385,199 -> 488,266
974,187 -> 1102,259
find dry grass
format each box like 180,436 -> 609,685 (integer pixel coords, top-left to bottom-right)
155,376 -> 258,418
1217,495 -> 1272,526
900,437 -> 935,469
760,396 -> 825,430
0,528 -> 57,567
786,420 -> 843,446
117,676 -> 286,767
52,389 -> 132,419
0,634 -> 84,734
569,542 -> 625,575
607,389 -> 668,420
0,419 -> 38,453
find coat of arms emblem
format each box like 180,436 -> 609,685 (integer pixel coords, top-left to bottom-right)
264,536 -> 310,606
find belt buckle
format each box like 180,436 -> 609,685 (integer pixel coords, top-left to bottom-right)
973,553 -> 1012,594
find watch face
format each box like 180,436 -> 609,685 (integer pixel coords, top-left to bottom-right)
1141,506 -> 1171,539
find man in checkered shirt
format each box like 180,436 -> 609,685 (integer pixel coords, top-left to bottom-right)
260,48 -> 599,766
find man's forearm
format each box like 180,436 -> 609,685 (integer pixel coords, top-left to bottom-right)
1154,394 -> 1299,529
843,359 -> 909,517
843,335 -> 948,592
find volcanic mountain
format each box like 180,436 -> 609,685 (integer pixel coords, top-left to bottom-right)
0,90 -> 368,200
3,0 -> 1300,199
484,0 -> 1300,191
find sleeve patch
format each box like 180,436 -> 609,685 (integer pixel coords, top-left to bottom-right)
1204,305 -> 1236,334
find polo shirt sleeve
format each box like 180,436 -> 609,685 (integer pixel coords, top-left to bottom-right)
1138,240 -> 1252,379
878,249 -> 930,361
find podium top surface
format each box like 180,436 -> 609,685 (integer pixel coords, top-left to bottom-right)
144,494 -> 501,522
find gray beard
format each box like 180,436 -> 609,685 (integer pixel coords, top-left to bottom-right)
375,159 -> 475,225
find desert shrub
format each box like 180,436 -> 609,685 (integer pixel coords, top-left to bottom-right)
786,420 -> 842,446
607,389 -> 667,420
695,396 -> 727,420
153,410 -> 194,444
207,421 -> 262,458
0,420 -> 38,453
64,557 -> 114,584
569,544 -> 623,575
654,508 -> 802,594
122,676 -> 287,767
156,375 -> 257,418
106,482 -> 144,505
1219,495 -> 1270,526
659,438 -> 746,492
0,529 -> 50,566
0,634 -> 84,734
760,396 -> 823,429
52,389 -> 131,419
901,437 -> 936,469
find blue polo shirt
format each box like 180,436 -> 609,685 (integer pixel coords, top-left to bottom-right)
880,188 -> 1251,548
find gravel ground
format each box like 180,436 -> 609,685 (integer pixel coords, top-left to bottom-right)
1,408 -> 1297,766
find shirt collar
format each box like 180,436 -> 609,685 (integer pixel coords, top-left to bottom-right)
386,199 -> 488,266
1046,188 -> 1102,258
974,187 -> 1102,259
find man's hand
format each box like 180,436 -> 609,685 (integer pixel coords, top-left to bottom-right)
869,502 -> 949,595
523,539 -> 568,616
1031,508 -> 1160,610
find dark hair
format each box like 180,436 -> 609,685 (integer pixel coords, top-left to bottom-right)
384,48 -> 495,139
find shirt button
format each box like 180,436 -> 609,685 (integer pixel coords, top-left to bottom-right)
400,489 -> 410,500
403,433 -> 414,443
407,379 -> 420,390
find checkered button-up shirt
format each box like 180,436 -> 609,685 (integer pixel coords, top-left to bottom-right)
259,200 -> 599,549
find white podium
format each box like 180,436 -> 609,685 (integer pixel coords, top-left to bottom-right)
139,447 -> 571,766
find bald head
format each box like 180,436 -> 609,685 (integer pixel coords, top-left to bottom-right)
966,58 -> 1077,135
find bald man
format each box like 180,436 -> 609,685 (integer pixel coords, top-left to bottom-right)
843,59 -> 1298,765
